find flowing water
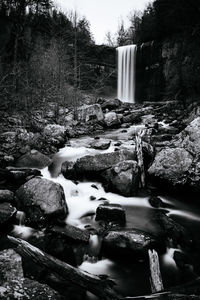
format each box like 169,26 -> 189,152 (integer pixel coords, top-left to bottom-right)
117,45 -> 137,103
12,126 -> 200,298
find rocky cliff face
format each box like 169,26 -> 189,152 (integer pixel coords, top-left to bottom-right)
136,33 -> 200,102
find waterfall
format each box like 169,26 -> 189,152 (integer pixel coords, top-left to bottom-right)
117,45 -> 137,103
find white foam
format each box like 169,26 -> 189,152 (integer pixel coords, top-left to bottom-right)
79,259 -> 114,275
12,225 -> 34,239
161,248 -> 180,268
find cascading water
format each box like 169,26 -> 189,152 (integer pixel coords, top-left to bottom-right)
11,126 -> 200,298
117,45 -> 137,103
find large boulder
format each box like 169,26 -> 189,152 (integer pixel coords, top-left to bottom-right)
104,112 -> 121,128
95,203 -> 126,225
148,147 -> 193,188
71,149 -> 136,179
16,177 -> 68,227
42,124 -> 66,146
148,117 -> 200,192
100,98 -> 121,110
101,160 -> 139,196
174,117 -> 200,156
102,229 -> 162,259
122,107 -> 153,124
15,149 -> 52,169
76,104 -> 104,122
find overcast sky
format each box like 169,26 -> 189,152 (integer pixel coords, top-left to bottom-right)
55,0 -> 152,44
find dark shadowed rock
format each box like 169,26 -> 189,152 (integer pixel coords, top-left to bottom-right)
0,203 -> 16,226
100,98 -> 121,110
47,224 -> 90,243
89,139 -> 111,150
95,203 -> 126,225
61,161 -> 76,180
15,149 -> 52,169
9,168 -> 41,181
152,211 -> 192,249
16,177 -> 68,227
102,228 -> 163,259
101,160 -> 139,196
173,251 -> 192,270
0,190 -> 14,204
122,107 -> 153,124
122,113 -> 141,124
148,196 -> 164,208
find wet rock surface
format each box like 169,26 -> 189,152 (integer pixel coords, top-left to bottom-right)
148,117 -> 200,193
89,138 -> 111,150
101,160 -> 139,196
16,177 -> 68,227
63,149 -> 135,179
102,228 -> 163,258
95,203 -> 126,225
47,224 -> 90,243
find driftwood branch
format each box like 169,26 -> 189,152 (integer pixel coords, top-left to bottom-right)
135,131 -> 145,188
148,249 -> 164,293
7,235 -> 120,300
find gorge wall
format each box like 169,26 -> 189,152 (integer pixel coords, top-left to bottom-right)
135,33 -> 200,103
99,32 -> 200,104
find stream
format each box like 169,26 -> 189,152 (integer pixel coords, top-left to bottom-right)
12,125 -> 200,299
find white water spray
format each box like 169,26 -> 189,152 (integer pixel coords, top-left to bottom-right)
117,45 -> 137,103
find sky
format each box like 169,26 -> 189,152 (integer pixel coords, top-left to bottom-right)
55,0 -> 152,44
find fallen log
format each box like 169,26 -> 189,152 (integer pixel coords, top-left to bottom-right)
148,249 -> 164,293
135,131 -> 145,188
7,235 -> 120,300
125,278 -> 200,299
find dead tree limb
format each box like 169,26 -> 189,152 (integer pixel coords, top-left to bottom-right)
7,235 -> 120,300
148,249 -> 164,293
135,131 -> 145,188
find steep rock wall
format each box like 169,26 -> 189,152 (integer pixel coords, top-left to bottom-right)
136,33 -> 200,102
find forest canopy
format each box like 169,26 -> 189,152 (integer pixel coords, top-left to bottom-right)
107,0 -> 200,46
0,0 -> 116,111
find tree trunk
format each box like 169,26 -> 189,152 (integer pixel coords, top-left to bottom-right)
8,236 -> 120,300
148,249 -> 164,293
135,131 -> 145,188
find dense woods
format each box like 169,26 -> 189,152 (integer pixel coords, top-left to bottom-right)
110,0 -> 200,45
0,0 -> 115,112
